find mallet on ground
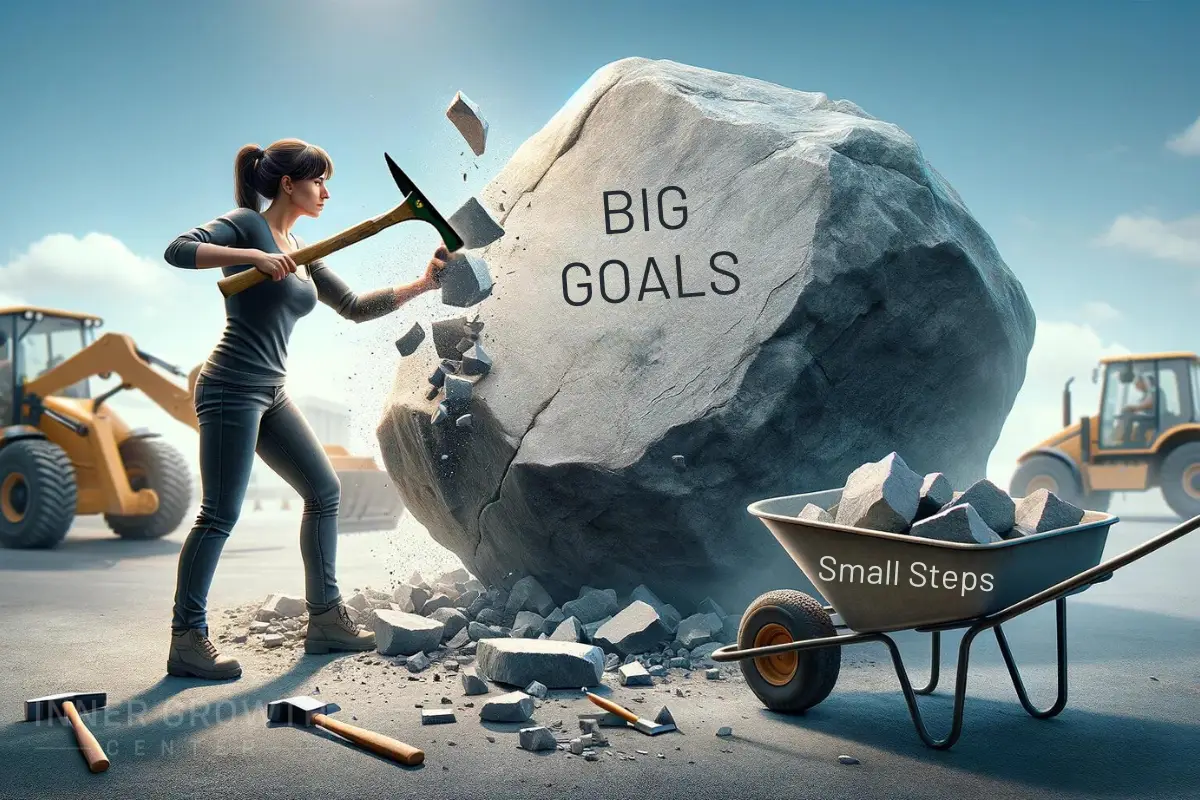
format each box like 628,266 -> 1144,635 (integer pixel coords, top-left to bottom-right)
24,691 -> 110,773
266,695 -> 425,767
585,692 -> 677,736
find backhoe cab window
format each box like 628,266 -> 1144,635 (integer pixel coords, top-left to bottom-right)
0,324 -> 13,424
16,316 -> 91,399
1100,362 -> 1160,448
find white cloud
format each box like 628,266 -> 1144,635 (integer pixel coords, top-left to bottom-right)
1081,300 -> 1122,325
987,320 -> 1130,488
0,232 -> 182,303
1096,213 -> 1200,265
1167,116 -> 1200,156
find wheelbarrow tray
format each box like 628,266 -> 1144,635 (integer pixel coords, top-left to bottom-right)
749,488 -> 1118,634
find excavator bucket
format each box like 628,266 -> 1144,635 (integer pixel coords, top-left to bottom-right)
323,446 -> 407,533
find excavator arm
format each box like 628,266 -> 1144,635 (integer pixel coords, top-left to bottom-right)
22,332 -> 199,432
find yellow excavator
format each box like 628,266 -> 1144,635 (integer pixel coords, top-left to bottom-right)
1009,351 -> 1200,518
0,305 -> 405,549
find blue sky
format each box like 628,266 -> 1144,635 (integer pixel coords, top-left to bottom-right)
1,0 -> 1198,484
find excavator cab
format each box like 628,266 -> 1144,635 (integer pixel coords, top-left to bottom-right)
1011,351 -> 1200,519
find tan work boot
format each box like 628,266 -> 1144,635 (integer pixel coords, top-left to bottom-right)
167,628 -> 242,679
305,603 -> 376,654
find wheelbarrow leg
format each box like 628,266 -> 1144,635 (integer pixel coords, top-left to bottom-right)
874,627 -> 981,750
913,631 -> 941,695
993,597 -> 1069,719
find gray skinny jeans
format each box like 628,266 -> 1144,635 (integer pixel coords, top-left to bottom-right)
171,373 -> 343,633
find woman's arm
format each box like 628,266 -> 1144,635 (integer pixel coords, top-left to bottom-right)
310,245 -> 449,323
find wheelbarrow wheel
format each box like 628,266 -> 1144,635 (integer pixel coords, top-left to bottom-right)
738,589 -> 840,713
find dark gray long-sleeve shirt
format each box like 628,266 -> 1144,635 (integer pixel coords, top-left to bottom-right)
165,206 -> 398,387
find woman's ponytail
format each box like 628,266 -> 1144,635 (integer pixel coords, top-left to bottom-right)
234,144 -> 264,211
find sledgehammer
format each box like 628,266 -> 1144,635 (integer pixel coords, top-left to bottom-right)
218,153 -> 504,298
585,692 -> 677,736
267,695 -> 424,767
24,691 -> 110,773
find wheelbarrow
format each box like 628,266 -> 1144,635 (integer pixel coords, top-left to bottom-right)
710,487 -> 1200,750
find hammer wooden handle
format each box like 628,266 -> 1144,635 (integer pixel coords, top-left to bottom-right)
312,713 -> 424,767
217,202 -> 419,298
62,700 -> 110,773
585,693 -> 639,724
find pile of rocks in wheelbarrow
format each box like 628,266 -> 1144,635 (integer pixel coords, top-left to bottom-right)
797,452 -> 1089,545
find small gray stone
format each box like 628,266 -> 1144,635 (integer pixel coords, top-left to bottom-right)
461,343 -> 493,378
674,612 -> 723,649
672,454 -> 687,469
407,651 -> 432,673
455,414 -> 473,429
518,726 -> 557,752
445,91 -> 488,156
1012,489 -> 1086,536
440,252 -> 494,309
594,601 -> 673,656
909,503 -> 1002,545
480,691 -> 535,722
448,195 -> 504,250
512,610 -> 546,639
429,607 -> 469,641
604,653 -> 621,672
697,597 -> 726,618
476,637 -> 605,688
561,590 -> 620,625
261,633 -> 286,648
628,585 -> 681,633
524,680 -> 549,699
581,616 -> 611,643
421,709 -> 456,725
443,374 -> 474,413
947,479 -> 1015,535
249,621 -> 271,634
648,664 -> 667,677
257,593 -> 306,620
652,706 -> 675,726
705,668 -> 722,680
838,755 -> 861,765
689,642 -> 723,666
550,616 -> 585,643
916,472 -> 955,520
431,318 -> 468,361
475,607 -> 503,626
446,627 -> 471,650
541,607 -> 566,634
668,657 -> 689,668
835,452 -> 922,532
716,726 -> 733,737
797,503 -> 833,523
619,662 -> 653,687
374,609 -> 445,656
461,669 -> 490,696
395,323 -> 425,357
505,576 -> 557,617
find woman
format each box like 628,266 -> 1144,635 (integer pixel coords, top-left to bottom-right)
162,138 -> 447,680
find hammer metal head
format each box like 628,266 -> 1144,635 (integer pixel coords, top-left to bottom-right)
384,153 -> 464,252
266,695 -> 332,726
25,691 -> 106,721
631,717 -> 677,736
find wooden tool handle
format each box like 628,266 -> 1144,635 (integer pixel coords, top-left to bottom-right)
62,700 -> 110,773
217,202 -> 418,298
585,692 -> 638,723
312,713 -> 424,767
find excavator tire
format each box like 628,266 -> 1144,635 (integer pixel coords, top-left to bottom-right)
0,438 -> 77,549
105,437 -> 193,540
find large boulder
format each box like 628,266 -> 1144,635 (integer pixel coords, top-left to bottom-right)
376,57 -> 1035,612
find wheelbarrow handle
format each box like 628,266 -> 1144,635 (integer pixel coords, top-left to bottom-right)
986,512 -> 1200,627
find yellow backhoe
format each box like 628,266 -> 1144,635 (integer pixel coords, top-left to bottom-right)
1010,351 -> 1200,518
0,305 -> 405,549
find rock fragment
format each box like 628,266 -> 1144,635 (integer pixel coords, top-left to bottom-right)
947,479 -> 1015,535
460,343 -> 493,378
909,503 -> 1002,545
394,323 -> 425,357
445,90 -> 488,156
550,616 -> 585,643
448,196 -> 505,250
429,607 -> 469,641
1013,489 -> 1085,536
256,593 -> 306,621
518,726 -> 557,752
476,637 -> 605,688
374,610 -> 445,656
439,252 -> 494,309
593,601 -> 673,656
524,680 -> 549,700
505,576 -> 557,617
561,590 -> 620,625
406,651 -> 432,673
916,472 -> 954,520
421,709 -> 456,725
618,662 -> 653,687
479,691 -> 535,722
797,503 -> 833,523
835,452 -> 922,532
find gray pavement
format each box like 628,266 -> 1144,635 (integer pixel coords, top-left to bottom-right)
1,496 -> 1198,800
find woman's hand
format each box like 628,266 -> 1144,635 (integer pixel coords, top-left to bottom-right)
251,249 -> 297,281
420,244 -> 451,292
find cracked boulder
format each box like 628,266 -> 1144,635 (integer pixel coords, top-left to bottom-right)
376,57 -> 1035,613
